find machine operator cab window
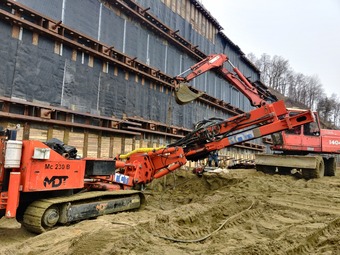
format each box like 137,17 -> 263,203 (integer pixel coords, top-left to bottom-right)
303,121 -> 320,136
286,125 -> 301,135
285,111 -> 302,135
285,110 -> 320,136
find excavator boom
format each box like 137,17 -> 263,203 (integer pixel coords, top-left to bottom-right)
173,54 -> 275,107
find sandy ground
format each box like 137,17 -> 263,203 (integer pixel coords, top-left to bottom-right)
1,168 -> 340,255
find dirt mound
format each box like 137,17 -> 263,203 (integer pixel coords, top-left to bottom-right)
1,168 -> 340,255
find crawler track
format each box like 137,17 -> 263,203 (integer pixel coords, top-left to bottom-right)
23,190 -> 144,233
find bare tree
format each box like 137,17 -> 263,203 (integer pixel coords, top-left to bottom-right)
334,102 -> 340,127
330,94 -> 340,126
255,53 -> 272,85
287,72 -> 303,101
247,52 -> 257,64
269,55 -> 290,95
248,53 -> 290,95
304,75 -> 323,110
248,52 -> 338,128
317,95 -> 334,123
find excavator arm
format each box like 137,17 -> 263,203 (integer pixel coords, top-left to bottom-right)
174,53 -> 276,107
108,100 -> 314,188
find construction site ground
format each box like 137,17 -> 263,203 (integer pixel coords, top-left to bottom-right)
1,167 -> 340,255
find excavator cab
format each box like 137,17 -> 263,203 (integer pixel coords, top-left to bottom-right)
271,110 -> 321,152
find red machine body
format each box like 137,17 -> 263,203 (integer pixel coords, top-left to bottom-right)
20,140 -> 85,192
320,129 -> 340,153
272,111 -> 340,155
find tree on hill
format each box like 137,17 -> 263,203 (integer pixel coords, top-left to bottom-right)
248,53 -> 339,128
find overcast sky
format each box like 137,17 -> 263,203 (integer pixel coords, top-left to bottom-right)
201,0 -> 340,98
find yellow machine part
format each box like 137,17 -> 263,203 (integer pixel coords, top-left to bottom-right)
119,146 -> 166,159
174,83 -> 204,105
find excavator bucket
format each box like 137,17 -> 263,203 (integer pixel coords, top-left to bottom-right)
175,83 -> 204,105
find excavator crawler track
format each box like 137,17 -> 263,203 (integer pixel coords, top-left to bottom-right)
23,190 -> 144,234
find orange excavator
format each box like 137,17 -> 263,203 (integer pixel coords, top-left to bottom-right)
255,109 -> 339,179
173,53 -> 339,179
0,54 -> 315,233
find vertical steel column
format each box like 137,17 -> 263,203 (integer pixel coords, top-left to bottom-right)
122,19 -> 127,53
146,34 -> 150,65
164,44 -> 168,73
97,3 -> 103,41
61,0 -> 66,22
